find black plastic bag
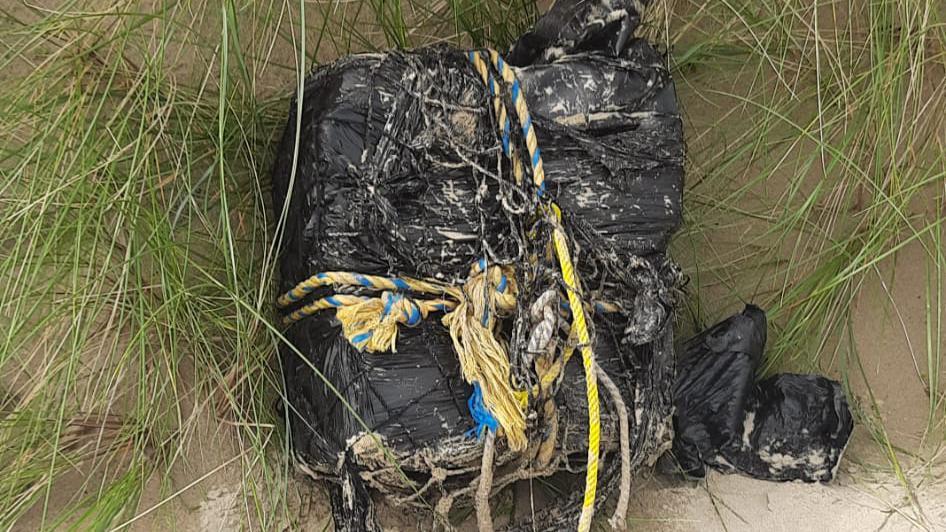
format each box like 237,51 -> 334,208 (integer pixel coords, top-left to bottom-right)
270,1 -> 684,529
671,305 -> 854,482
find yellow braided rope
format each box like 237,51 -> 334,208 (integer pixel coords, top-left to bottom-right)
277,271 -> 458,308
552,215 -> 600,532
469,50 -> 524,185
487,49 -> 546,193
335,293 -> 455,352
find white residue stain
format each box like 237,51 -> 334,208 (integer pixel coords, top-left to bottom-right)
606,9 -> 628,23
544,46 -> 567,62
554,113 -> 587,126
441,180 -> 463,205
550,101 -> 569,115
808,449 -> 826,466
574,184 -> 598,208
742,410 -> 755,447
342,475 -> 354,509
759,449 -> 803,471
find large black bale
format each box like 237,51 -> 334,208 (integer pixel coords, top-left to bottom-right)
270,1 -> 684,529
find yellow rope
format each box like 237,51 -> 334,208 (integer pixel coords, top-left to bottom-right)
552,216 -> 600,532
335,292 -> 454,353
277,271 -> 457,308
441,262 -> 527,451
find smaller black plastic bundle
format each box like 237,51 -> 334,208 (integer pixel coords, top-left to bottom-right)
271,1 -> 684,529
671,305 -> 854,482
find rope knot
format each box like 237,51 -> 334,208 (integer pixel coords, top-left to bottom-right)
336,291 -> 437,353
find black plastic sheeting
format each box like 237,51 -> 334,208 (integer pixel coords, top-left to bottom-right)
670,305 -> 854,482
270,0 -> 684,529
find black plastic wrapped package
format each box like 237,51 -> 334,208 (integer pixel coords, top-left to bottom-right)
270,1 -> 684,529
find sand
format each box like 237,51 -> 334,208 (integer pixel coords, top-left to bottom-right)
629,460 -> 946,531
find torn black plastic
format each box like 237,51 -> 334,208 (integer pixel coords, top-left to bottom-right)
507,0 -> 649,66
670,305 -> 854,482
270,0 -> 683,529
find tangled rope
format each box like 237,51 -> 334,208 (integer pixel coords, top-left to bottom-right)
468,49 -> 601,532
